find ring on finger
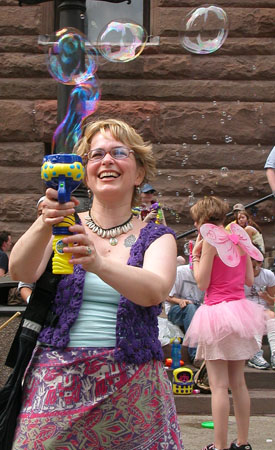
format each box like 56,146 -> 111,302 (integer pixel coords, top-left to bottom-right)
86,246 -> 92,256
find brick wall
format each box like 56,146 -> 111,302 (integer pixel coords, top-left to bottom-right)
0,0 -> 274,253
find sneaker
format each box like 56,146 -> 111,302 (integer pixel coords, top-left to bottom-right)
247,351 -> 270,370
270,352 -> 275,370
229,440 -> 252,450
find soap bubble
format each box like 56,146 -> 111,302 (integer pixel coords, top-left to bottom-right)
179,5 -> 229,54
97,19 -> 147,62
52,76 -> 101,153
220,166 -> 229,177
44,28 -> 98,85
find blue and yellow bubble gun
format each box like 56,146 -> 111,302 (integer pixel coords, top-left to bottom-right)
41,153 -> 85,274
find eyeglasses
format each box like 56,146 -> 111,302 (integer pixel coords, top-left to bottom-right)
86,147 -> 134,163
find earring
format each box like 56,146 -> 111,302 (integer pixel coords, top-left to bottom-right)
87,189 -> 92,199
136,186 -> 141,194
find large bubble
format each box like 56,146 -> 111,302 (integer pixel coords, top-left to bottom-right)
52,76 -> 101,154
179,5 -> 229,54
97,19 -> 147,63
44,27 -> 98,84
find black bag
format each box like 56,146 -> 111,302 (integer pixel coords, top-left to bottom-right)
0,259 -> 60,450
194,360 -> 211,394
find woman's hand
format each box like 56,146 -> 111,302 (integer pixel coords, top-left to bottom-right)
62,224 -> 102,274
192,232 -> 203,259
41,188 -> 79,226
143,210 -> 157,222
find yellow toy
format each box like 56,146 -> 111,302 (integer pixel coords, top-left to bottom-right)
41,154 -> 84,274
172,367 -> 194,395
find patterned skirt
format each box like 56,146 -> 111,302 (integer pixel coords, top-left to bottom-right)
12,346 -> 184,450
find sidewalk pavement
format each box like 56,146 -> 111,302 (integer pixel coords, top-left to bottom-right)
178,414 -> 275,450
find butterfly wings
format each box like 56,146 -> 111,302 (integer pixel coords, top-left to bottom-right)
230,223 -> 264,262
200,223 -> 263,267
200,224 -> 241,267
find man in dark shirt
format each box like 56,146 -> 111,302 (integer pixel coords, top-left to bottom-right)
0,230 -> 12,277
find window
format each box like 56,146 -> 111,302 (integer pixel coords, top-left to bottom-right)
85,0 -> 149,44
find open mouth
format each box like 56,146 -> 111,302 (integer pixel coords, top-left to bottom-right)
98,171 -> 120,179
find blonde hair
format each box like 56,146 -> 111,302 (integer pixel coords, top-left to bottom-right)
75,118 -> 156,206
190,196 -> 229,227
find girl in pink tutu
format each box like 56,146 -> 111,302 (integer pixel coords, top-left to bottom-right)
184,196 -> 266,450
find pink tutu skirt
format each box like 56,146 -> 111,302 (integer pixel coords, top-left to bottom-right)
184,298 -> 266,360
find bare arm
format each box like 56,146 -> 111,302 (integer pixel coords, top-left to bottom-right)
63,225 -> 177,307
192,236 -> 216,291
168,296 -> 192,308
260,285 -> 275,306
244,255 -> 254,286
9,188 -> 79,283
0,268 -> 5,277
266,168 -> 275,193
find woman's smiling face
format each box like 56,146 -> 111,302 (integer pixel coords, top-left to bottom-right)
237,213 -> 248,228
86,130 -> 145,201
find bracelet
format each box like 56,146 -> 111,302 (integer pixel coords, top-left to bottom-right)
192,255 -> 200,263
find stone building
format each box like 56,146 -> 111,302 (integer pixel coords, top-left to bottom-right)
0,0 -> 274,255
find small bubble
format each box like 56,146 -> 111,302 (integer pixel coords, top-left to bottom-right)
209,170 -> 213,175
182,143 -> 187,148
250,170 -> 254,174
259,119 -> 263,124
32,128 -> 36,132
248,186 -> 254,191
157,170 -> 162,176
252,65 -> 256,71
32,109 -> 36,114
206,141 -> 211,146
220,119 -> 225,124
257,143 -> 262,148
210,190 -> 214,194
227,115 -> 232,120
222,111 -> 227,116
188,194 -> 195,206
225,136 -> 233,144
176,191 -> 180,197
158,192 -> 162,197
146,116 -> 150,121
220,167 -> 229,177
192,134 -> 197,140
181,161 -> 186,166
213,101 -> 217,106
201,114 -> 205,119
264,216 -> 268,221
167,175 -> 172,181
80,13 -> 85,19
184,155 -> 188,160
195,180 -> 199,184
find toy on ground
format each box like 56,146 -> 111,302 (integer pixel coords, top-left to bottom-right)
172,367 -> 194,395
41,153 -> 85,274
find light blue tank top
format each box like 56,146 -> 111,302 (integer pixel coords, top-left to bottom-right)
69,272 -> 120,347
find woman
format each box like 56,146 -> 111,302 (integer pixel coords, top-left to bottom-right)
236,210 -> 265,254
9,118 -> 183,449
139,183 -> 166,224
184,197 -> 265,450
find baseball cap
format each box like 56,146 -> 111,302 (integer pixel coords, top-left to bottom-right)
141,183 -> 156,193
233,203 -> 245,211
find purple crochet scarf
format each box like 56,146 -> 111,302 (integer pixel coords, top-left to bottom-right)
39,222 -> 176,364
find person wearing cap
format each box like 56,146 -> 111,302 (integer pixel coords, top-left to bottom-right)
139,183 -> 166,224
265,146 -> 275,195
225,203 -> 246,231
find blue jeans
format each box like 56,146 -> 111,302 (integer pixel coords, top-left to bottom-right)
168,303 -> 200,361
